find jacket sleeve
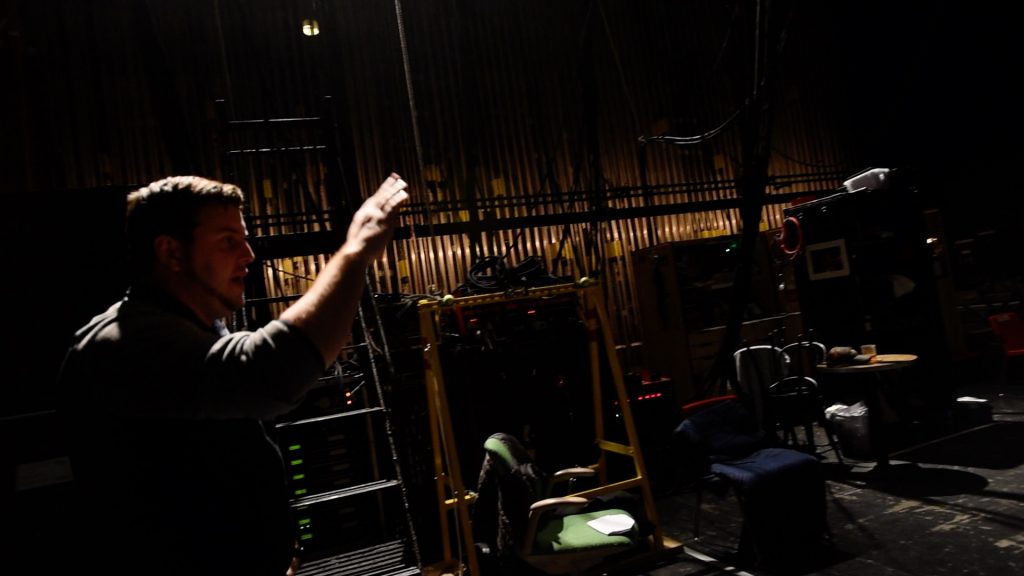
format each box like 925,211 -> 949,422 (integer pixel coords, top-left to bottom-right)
201,319 -> 325,419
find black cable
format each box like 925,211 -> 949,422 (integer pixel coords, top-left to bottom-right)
467,256 -> 510,292
457,252 -> 568,296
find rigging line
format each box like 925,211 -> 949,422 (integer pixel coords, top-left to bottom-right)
392,0 -> 425,176
596,0 -> 642,135
392,7 -> 462,566
753,0 -> 764,99
212,0 -> 235,118
556,0 -> 599,278
393,0 -> 444,293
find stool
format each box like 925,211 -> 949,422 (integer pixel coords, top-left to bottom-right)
712,447 -> 828,570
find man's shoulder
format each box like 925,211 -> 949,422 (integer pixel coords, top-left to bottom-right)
69,301 -> 122,343
71,298 -> 209,350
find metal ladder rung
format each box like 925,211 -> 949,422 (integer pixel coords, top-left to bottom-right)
297,539 -> 420,576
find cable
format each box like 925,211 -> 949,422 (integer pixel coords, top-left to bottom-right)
638,106 -> 743,146
457,253 -> 568,297
466,256 -> 509,293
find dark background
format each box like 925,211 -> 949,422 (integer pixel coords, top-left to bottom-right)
3,1 -> 1020,416
1,2 -> 1021,572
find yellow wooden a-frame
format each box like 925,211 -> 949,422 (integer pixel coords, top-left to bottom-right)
418,280 -> 664,575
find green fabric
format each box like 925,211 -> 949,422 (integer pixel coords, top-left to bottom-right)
534,509 -> 636,553
484,436 -> 518,468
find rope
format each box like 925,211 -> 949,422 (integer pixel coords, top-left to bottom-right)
392,4 -> 465,572
393,0 -> 444,293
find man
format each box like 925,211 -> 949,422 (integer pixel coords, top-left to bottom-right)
56,174 -> 409,575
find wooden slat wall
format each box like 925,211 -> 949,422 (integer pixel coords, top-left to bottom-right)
8,0 -> 865,343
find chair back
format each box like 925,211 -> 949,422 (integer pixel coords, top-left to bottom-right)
781,341 -> 827,377
733,345 -> 787,433
768,375 -> 822,429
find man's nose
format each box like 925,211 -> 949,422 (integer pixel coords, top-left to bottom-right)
243,241 -> 256,264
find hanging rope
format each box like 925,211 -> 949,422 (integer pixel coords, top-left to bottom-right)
392,4 -> 470,574
393,0 -> 444,293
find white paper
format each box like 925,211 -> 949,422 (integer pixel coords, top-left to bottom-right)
586,513 -> 635,535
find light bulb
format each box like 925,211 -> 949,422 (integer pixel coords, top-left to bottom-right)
301,19 -> 320,36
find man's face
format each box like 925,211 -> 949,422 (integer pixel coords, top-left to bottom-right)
180,203 -> 255,321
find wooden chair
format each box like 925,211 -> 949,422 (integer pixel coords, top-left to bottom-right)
473,432 -> 642,576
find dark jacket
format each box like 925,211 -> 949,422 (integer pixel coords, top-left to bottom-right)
56,286 -> 323,575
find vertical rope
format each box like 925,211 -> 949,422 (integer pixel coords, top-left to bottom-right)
393,0 -> 444,294
392,2 -> 468,571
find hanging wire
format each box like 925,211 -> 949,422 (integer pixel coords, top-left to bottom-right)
638,106 -> 743,146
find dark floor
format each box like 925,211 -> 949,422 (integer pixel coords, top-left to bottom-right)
630,380 -> 1024,576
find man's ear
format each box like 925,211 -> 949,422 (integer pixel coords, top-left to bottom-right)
154,235 -> 184,272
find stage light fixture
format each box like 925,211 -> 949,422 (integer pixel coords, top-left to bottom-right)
302,19 -> 320,36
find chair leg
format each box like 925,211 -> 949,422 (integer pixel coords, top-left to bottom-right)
777,423 -> 796,447
693,487 -> 704,539
820,418 -> 844,464
802,423 -> 815,449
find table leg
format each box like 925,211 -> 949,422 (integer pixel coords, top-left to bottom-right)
863,373 -> 890,469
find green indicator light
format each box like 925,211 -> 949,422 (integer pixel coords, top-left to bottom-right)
300,533 -> 313,541
290,459 -> 304,466
292,473 -> 306,480
298,518 -> 311,526
294,488 -> 307,496
288,444 -> 302,451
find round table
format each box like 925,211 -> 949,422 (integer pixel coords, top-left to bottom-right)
817,355 -> 918,468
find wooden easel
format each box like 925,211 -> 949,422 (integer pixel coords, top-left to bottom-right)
417,280 -> 664,575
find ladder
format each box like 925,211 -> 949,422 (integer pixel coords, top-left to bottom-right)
416,280 -> 665,575
216,100 -> 422,576
274,293 -> 422,575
